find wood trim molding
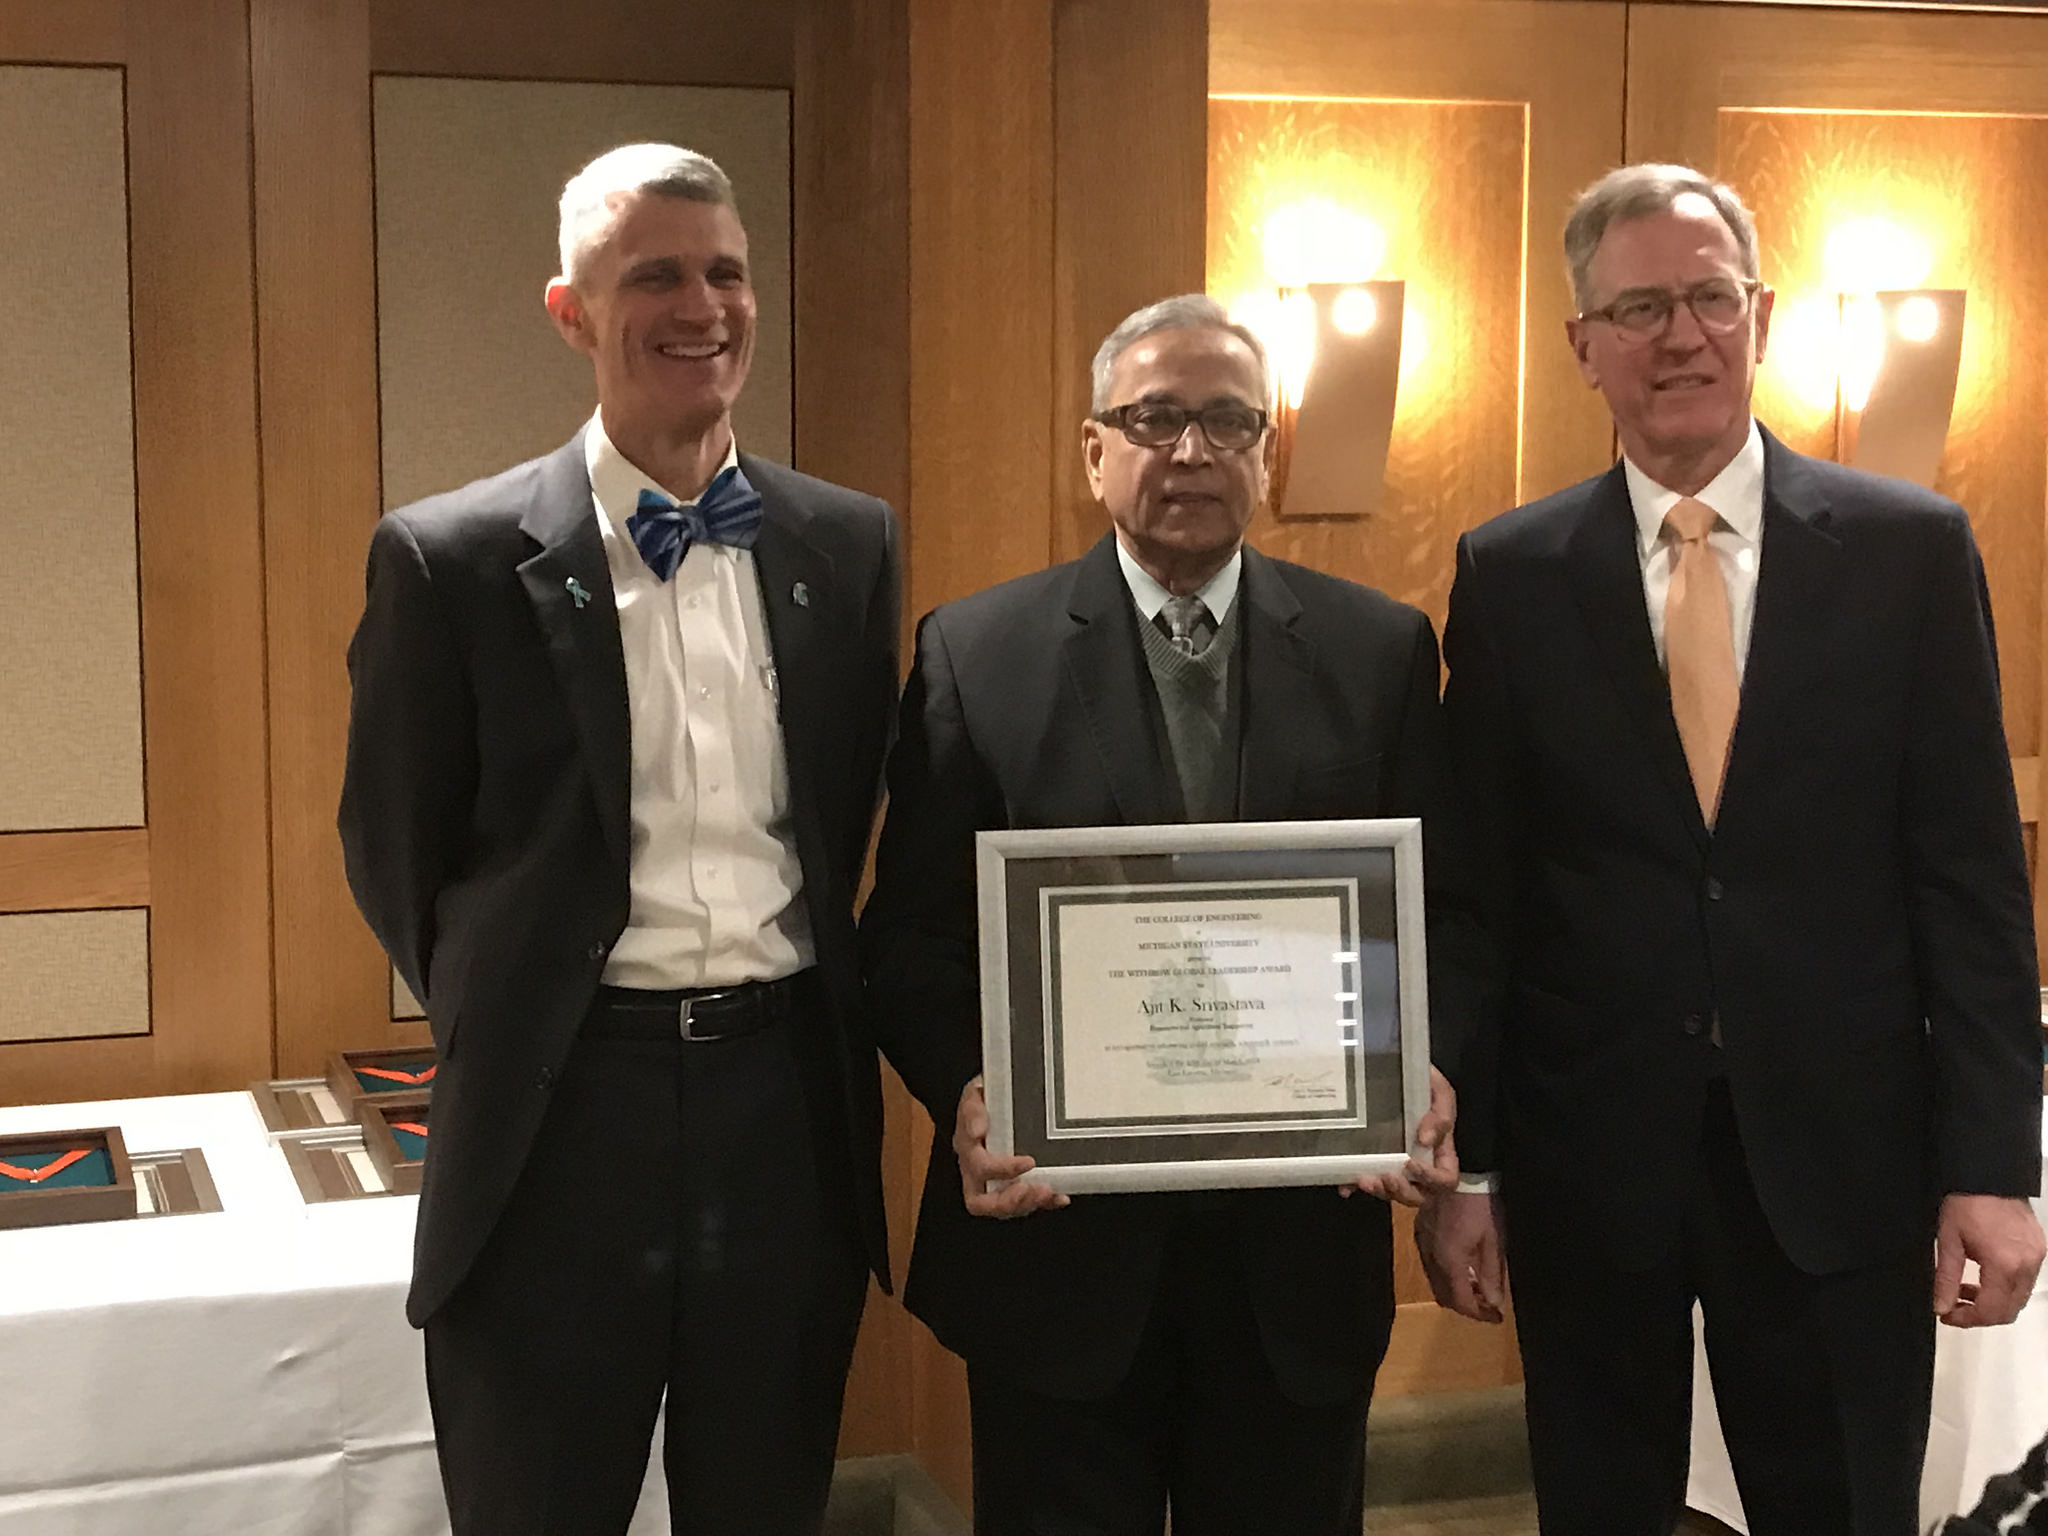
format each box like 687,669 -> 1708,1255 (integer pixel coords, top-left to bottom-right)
369,0 -> 793,86
0,830 -> 149,912
250,0 -> 410,1078
0,1 -> 123,63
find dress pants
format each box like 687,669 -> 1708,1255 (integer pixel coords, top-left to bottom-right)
1507,1079 -> 1936,1536
422,986 -> 869,1536
966,1200 -> 1376,1536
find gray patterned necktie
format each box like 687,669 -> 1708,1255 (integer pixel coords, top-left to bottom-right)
1159,595 -> 1216,657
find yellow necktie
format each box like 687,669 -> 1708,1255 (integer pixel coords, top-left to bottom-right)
1663,496 -> 1738,826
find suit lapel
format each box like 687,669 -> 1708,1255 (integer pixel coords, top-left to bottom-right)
744,455 -> 841,891
516,430 -> 633,866
1719,431 -> 1841,822
1236,548 -> 1312,822
1062,535 -> 1174,825
1566,464 -> 1707,846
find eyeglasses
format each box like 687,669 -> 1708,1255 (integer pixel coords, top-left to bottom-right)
1578,278 -> 1762,339
1093,401 -> 1269,452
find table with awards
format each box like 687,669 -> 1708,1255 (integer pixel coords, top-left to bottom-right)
0,1090 -> 668,1536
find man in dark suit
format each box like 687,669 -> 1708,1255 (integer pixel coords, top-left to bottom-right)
862,294 -> 1455,1536
338,144 -> 898,1536
1421,163 -> 2046,1536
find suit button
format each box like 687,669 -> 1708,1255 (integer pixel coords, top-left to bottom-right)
535,1066 -> 556,1091
1680,1014 -> 1706,1038
1705,878 -> 1724,901
587,942 -> 608,961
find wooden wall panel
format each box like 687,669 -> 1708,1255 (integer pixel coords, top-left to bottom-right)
1209,95 -> 1527,623
370,0 -> 792,87
1626,2 -> 2048,962
1212,0 -> 1626,538
1049,0 -> 1209,564
2,0 -> 273,1107
122,0 -> 274,1091
252,0 -> 425,1079
0,2 -> 122,63
0,831 -> 149,913
905,0 -> 1056,622
900,0 -> 1065,1503
794,0 -> 916,1460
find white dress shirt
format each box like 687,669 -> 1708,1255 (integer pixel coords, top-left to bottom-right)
1625,418 -> 1766,683
585,414 -> 813,989
1113,537 -> 1244,627
1455,421 -> 1766,1195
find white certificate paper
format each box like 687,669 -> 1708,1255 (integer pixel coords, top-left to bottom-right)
1041,879 -> 1365,1137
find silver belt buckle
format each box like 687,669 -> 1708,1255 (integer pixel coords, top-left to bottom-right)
678,992 -> 734,1042
678,996 -> 705,1042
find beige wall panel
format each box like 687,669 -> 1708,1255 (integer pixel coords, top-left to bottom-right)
373,76 -> 793,510
0,65 -> 142,831
0,908 -> 147,1043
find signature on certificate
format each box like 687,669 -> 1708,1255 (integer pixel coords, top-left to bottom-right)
1262,1066 -> 1337,1091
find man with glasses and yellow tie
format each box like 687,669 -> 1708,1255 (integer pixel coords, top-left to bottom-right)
1420,163 -> 2045,1536
863,293 -> 1458,1535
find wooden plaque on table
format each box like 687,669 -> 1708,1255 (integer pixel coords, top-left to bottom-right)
358,1100 -> 430,1196
0,1127 -> 136,1229
324,1047 -> 437,1123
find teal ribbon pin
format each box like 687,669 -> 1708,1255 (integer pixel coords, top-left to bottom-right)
565,576 -> 592,610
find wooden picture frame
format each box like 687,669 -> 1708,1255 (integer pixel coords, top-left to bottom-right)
0,1126 -> 136,1229
357,1099 -> 430,1196
323,1046 -> 437,1122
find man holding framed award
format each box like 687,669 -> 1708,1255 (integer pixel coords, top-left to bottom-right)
863,294 -> 1456,1535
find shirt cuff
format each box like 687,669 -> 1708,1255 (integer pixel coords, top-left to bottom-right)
1455,1172 -> 1500,1196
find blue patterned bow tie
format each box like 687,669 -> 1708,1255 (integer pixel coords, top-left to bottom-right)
624,465 -> 763,581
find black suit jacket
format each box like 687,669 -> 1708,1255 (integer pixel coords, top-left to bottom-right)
862,533 -> 1448,1403
1436,428 -> 2042,1275
339,432 -> 900,1325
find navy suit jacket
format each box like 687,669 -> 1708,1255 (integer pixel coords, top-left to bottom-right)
1435,428 -> 2041,1274
339,431 -> 900,1325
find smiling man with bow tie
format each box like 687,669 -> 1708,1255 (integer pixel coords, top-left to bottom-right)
339,143 -> 900,1536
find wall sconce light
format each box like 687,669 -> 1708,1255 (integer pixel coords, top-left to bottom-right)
1265,279 -> 1405,520
1834,288 -> 1965,490
1229,200 -> 1405,521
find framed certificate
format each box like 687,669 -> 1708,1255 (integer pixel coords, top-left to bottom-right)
976,819 -> 1429,1194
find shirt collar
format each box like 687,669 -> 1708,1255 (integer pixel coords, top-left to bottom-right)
1623,417 -> 1765,557
1113,537 -> 1243,625
583,410 -> 741,541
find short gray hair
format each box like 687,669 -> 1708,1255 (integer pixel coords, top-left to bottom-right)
557,143 -> 735,284
1089,294 -> 1273,413
1563,164 -> 1760,311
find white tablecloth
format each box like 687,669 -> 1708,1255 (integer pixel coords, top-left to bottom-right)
1688,1128 -> 2048,1531
0,1093 -> 667,1536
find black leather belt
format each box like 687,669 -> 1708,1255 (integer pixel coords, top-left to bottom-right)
582,974 -> 802,1043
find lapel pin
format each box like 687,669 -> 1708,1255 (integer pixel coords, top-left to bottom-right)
565,576 -> 592,610
791,581 -> 811,608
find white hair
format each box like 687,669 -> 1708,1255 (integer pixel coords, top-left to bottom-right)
1089,294 -> 1273,413
556,143 -> 735,284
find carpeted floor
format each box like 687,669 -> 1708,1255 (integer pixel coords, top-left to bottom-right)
1365,1385 -> 1737,1535
827,1384 -> 1744,1534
